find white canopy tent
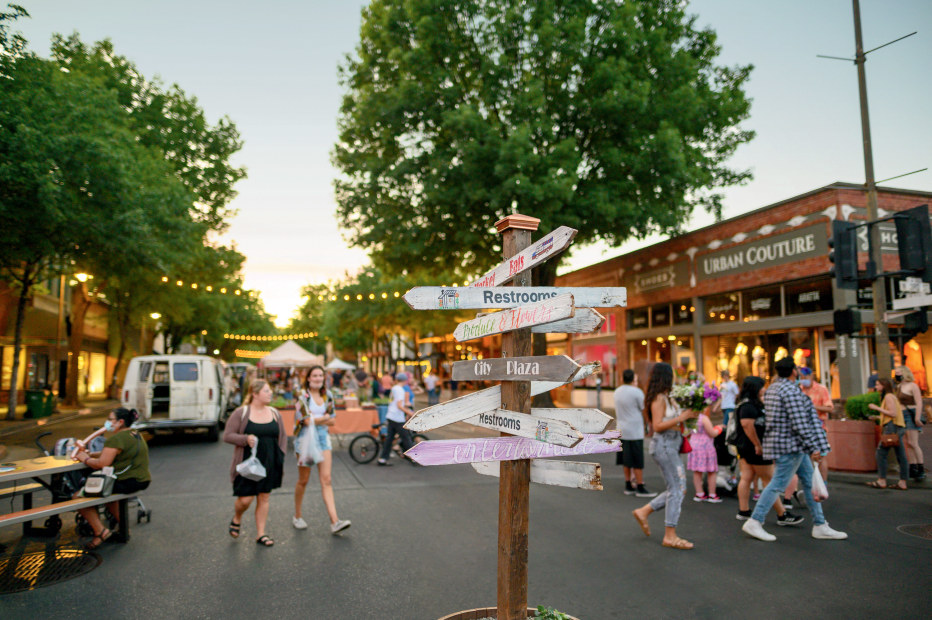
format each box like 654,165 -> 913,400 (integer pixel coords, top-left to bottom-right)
258,340 -> 323,369
324,357 -> 356,371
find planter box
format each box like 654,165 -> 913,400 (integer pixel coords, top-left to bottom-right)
825,419 -> 876,472
438,608 -> 578,620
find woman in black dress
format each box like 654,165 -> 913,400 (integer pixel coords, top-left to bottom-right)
223,380 -> 286,546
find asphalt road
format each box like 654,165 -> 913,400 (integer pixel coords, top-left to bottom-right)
1,413 -> 930,619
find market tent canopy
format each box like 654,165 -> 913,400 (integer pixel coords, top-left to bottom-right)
324,358 -> 356,371
259,340 -> 323,368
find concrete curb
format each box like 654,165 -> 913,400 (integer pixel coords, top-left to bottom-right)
0,400 -> 118,438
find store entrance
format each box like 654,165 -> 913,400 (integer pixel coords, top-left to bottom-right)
820,333 -> 839,399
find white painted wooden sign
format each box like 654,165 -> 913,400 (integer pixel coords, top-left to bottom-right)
463,409 -> 582,448
404,362 -> 602,432
467,226 -> 577,288
453,293 -> 575,342
532,408 -> 613,434
403,431 -> 622,466
403,286 -> 627,310
472,460 -> 603,491
529,308 -> 605,334
452,355 -> 580,382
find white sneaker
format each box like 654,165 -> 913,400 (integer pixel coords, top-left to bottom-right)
330,519 -> 351,534
292,516 -> 308,530
741,518 -> 776,542
812,522 -> 847,540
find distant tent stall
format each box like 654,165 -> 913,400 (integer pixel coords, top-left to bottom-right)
258,340 -> 323,371
324,358 -> 356,371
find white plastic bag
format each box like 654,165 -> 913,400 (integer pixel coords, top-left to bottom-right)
811,462 -> 829,502
296,398 -> 324,466
236,448 -> 267,481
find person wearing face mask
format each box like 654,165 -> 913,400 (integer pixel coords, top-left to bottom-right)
72,408 -> 151,550
799,367 -> 834,483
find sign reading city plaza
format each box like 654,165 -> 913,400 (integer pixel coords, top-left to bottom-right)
697,224 -> 829,281
452,355 -> 580,382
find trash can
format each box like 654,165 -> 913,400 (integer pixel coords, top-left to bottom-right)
43,391 -> 57,417
24,390 -> 45,419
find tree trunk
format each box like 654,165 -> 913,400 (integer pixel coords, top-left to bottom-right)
108,307 -> 130,399
5,265 -> 37,420
530,259 -> 560,407
65,281 -> 91,407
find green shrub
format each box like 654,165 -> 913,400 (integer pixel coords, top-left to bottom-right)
270,395 -> 292,408
844,391 -> 880,420
534,606 -> 571,620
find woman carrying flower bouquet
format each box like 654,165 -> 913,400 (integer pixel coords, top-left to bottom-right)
631,363 -> 699,550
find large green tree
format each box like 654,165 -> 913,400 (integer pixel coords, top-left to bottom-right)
334,0 -> 754,286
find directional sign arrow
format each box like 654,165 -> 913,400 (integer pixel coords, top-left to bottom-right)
468,226 -> 577,288
530,308 -> 605,334
463,409 -> 582,448
471,460 -> 603,491
404,362 -> 602,432
452,355 -> 580,383
453,293 -> 574,342
403,431 -> 621,466
532,408 -> 613,434
403,287 -> 627,311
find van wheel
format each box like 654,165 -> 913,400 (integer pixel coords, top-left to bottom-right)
205,424 -> 220,442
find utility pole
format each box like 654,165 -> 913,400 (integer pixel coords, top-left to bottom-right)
852,0 -> 890,379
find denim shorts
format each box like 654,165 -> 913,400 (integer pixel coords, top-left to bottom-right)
295,425 -> 332,462
903,407 -> 924,431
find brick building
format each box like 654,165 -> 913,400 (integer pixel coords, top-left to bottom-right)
555,182 -> 932,400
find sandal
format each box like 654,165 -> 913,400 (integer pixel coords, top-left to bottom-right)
866,480 -> 887,489
229,520 -> 241,538
85,528 -> 111,550
256,535 -> 274,547
632,510 -> 650,537
892,483 -> 908,490
662,537 -> 694,550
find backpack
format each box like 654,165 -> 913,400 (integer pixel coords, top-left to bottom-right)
725,398 -> 746,447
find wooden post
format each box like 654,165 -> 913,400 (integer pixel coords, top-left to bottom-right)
495,214 -> 538,620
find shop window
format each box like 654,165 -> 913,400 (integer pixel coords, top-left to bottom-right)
1,346 -> 26,391
786,280 -> 833,314
742,286 -> 782,321
88,353 -> 106,394
651,336 -> 672,364
789,330 -> 816,373
629,339 -> 649,365
672,336 -> 695,377
704,293 -> 740,323
627,308 -> 649,330
651,304 -> 671,328
27,353 -> 50,389
673,301 -> 695,325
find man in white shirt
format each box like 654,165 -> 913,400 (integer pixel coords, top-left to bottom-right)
720,370 -> 739,427
377,372 -> 415,466
613,369 -> 655,497
423,373 -> 440,405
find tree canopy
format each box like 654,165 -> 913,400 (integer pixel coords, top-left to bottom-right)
334,0 -> 754,283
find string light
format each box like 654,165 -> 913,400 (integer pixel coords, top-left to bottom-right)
223,332 -> 319,341
235,349 -> 270,359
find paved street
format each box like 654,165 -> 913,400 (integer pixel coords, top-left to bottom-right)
1,409 -> 930,619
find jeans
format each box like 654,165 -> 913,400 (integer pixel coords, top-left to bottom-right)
722,408 -> 735,427
876,423 -> 908,480
752,452 -> 826,526
648,431 -> 686,527
379,419 -> 415,461
427,388 -> 439,406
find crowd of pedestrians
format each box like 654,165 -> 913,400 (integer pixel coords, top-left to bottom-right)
620,358 -> 857,550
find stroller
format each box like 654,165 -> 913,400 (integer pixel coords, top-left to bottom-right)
36,431 -> 152,537
713,431 -> 739,497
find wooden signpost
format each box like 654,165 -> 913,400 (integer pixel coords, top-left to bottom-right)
452,293 -> 575,342
452,355 -> 580,383
403,286 -> 627,310
402,214 -> 625,620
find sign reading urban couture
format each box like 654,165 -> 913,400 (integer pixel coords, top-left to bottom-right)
697,224 -> 829,281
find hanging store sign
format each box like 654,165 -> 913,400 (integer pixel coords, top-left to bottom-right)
697,224 -> 829,281
624,261 -> 691,295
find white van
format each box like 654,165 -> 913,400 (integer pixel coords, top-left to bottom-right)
121,355 -> 228,441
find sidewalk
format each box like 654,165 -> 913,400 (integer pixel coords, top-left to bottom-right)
0,396 -> 119,438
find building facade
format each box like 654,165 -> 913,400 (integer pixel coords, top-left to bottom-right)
556,182 -> 932,400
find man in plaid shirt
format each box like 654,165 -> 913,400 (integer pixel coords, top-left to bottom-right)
742,357 -> 848,542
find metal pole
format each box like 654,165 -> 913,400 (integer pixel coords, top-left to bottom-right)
852,0 -> 892,379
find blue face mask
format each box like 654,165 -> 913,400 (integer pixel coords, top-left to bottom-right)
104,420 -> 115,432
800,379 -> 812,388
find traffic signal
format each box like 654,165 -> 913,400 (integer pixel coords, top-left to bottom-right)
833,308 -> 862,335
904,310 -> 929,336
829,220 -> 859,290
894,204 -> 932,284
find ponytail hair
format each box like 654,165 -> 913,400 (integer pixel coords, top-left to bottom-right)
243,379 -> 269,406
113,407 -> 138,427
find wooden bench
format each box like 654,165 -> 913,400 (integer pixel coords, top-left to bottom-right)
0,494 -> 136,542
0,482 -> 43,500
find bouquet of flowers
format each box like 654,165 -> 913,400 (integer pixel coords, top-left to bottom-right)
671,381 -> 722,412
